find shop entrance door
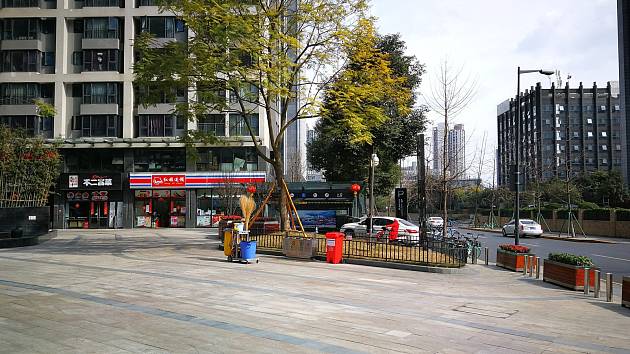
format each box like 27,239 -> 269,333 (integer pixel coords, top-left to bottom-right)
89,201 -> 109,228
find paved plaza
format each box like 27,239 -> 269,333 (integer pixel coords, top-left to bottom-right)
0,229 -> 628,353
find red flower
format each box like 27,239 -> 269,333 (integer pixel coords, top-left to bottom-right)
499,244 -> 530,253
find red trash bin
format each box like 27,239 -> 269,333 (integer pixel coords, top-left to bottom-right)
325,232 -> 344,264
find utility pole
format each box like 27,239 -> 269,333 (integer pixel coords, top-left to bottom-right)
417,133 -> 426,231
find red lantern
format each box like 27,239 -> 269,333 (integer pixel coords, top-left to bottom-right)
103,202 -> 108,215
90,202 -> 95,216
246,185 -> 257,194
74,203 -> 80,209
350,183 -> 361,194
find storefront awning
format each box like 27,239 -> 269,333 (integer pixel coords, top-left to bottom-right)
129,172 -> 266,189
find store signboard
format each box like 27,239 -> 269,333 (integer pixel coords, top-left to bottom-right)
60,173 -> 122,190
129,172 -> 266,189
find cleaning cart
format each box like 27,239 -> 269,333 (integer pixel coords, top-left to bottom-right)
225,223 -> 259,264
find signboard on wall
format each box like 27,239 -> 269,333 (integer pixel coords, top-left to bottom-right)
60,173 -> 122,190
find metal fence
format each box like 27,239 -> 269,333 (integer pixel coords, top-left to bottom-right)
250,233 -> 467,268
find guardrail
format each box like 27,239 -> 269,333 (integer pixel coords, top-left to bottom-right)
250,233 -> 467,268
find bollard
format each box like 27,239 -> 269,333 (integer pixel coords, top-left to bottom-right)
606,273 -> 613,302
529,256 -> 535,277
523,256 -> 528,275
594,270 -> 600,298
472,247 -> 477,264
484,247 -> 489,265
584,268 -> 590,295
536,257 -> 541,279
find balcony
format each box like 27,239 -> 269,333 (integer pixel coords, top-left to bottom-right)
82,38 -> 119,50
1,39 -> 43,51
136,103 -> 175,115
80,103 -> 119,115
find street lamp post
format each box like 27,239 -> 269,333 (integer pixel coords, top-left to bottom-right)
368,152 -> 379,239
514,67 -> 555,245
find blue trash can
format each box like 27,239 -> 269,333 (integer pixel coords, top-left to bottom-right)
240,241 -> 257,260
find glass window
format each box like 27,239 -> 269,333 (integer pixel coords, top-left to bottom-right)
229,113 -> 259,136
1,83 -> 40,104
1,50 -> 40,72
198,114 -> 225,136
84,18 -> 119,39
84,0 -> 121,7
41,52 -> 55,66
140,17 -> 176,38
2,0 -> 39,7
83,82 -> 120,104
83,49 -> 119,72
136,115 -> 176,137
72,51 -> 83,66
133,149 -> 186,172
2,18 -> 40,40
73,115 -> 121,137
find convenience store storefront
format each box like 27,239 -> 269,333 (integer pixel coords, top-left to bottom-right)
129,171 -> 266,228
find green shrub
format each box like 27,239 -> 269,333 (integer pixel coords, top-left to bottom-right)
616,209 -> 630,222
578,201 -> 599,210
548,253 -> 594,267
582,208 -> 611,221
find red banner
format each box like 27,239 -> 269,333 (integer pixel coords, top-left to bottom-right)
151,175 -> 186,188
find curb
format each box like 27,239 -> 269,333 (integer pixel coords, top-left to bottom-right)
461,227 -> 617,244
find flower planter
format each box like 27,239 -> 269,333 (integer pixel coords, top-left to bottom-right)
496,249 -> 533,272
623,276 -> 630,309
543,259 -> 598,291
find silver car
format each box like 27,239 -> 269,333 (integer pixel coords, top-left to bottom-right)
340,217 -> 420,243
502,219 -> 543,238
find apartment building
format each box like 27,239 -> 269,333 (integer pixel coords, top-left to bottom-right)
497,81 -> 623,188
0,0 -> 299,229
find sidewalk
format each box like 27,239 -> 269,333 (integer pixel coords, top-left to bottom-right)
0,228 -> 628,353
463,226 -> 621,244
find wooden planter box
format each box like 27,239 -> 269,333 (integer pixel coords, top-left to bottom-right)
623,277 -> 630,308
496,249 -> 533,272
543,259 -> 598,291
282,237 -> 317,259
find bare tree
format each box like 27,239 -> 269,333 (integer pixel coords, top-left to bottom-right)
424,60 -> 476,237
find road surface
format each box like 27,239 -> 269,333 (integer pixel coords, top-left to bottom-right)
454,228 -> 630,283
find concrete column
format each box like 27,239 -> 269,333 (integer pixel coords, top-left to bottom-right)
53,16 -> 68,138
122,15 -> 135,138
186,189 -> 196,228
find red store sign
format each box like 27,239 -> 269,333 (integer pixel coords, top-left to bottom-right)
151,175 -> 186,188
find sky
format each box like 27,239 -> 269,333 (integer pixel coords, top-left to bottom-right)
369,0 -> 619,181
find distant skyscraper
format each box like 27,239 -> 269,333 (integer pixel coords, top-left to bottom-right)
448,124 -> 466,178
305,128 -> 325,182
432,123 -> 465,178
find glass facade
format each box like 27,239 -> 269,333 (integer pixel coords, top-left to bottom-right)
134,190 -> 186,228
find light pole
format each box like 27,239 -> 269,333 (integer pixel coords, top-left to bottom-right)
514,67 -> 554,245
368,152 -> 379,239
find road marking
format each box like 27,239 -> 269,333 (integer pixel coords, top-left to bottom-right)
520,243 -> 540,247
591,254 -> 630,263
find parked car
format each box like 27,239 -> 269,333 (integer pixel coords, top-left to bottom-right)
427,216 -> 444,228
340,217 -> 420,244
501,219 -> 543,238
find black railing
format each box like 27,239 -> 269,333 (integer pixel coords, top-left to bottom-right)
250,233 -> 467,268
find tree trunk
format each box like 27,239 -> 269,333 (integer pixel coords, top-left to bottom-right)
272,155 -> 290,231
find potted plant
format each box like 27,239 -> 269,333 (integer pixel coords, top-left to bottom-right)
623,276 -> 629,309
496,244 -> 533,271
543,253 -> 598,290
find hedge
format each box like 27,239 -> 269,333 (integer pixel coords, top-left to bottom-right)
616,209 -> 630,221
548,253 -> 594,267
582,208 -> 611,221
556,210 -> 569,219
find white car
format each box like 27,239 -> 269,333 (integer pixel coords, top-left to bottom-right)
502,219 -> 543,238
340,217 -> 420,243
427,216 -> 444,228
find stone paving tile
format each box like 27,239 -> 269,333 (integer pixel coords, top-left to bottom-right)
1,229 -> 629,353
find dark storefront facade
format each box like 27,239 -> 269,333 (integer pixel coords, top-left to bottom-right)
53,147 -> 267,229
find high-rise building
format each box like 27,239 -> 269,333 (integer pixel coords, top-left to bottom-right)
448,124 -> 466,178
496,82 -> 622,188
0,0 -> 294,229
618,0 -> 630,184
431,122 -> 465,178
431,123 -> 445,175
